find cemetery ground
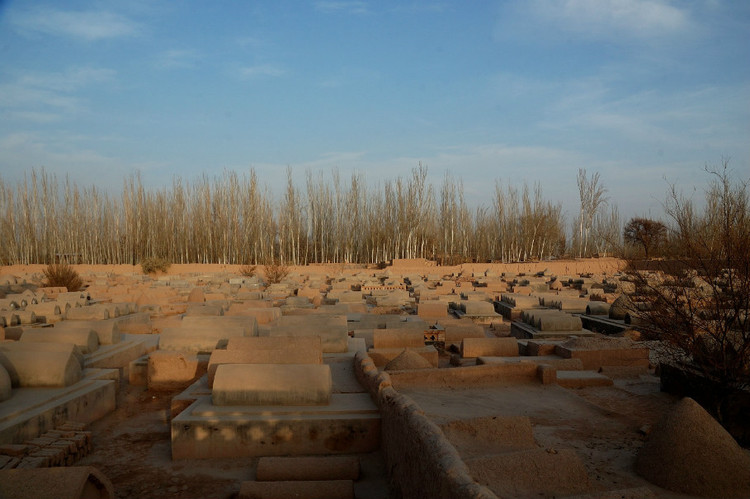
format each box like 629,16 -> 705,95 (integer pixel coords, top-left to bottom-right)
0,259 -> 748,499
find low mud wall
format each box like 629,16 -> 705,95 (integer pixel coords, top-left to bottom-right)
354,352 -> 497,499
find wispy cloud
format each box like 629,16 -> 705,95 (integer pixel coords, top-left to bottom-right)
17,67 -> 116,92
239,64 -> 287,79
389,3 -> 448,14
10,7 -> 141,41
317,67 -> 380,89
0,131 -> 156,194
498,0 -> 692,43
314,2 -> 370,15
0,66 -> 116,120
3,110 -> 62,124
154,49 -> 201,70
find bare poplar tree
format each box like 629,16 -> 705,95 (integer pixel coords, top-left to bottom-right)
576,169 -> 608,258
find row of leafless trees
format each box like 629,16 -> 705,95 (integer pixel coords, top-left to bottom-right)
0,165 -> 621,265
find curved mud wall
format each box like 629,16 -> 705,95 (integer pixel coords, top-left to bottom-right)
354,352 -> 497,499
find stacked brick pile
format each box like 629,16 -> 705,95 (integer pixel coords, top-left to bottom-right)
0,422 -> 92,469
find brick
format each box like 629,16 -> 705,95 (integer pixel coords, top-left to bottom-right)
0,457 -> 20,469
17,456 -> 48,468
0,444 -> 29,457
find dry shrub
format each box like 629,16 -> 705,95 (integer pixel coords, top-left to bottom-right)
264,260 -> 289,284
43,262 -> 83,291
141,257 -> 171,274
239,264 -> 257,277
625,161 -> 749,426
589,293 -> 607,302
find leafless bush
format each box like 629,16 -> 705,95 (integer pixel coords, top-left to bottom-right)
141,257 -> 171,274
43,262 -> 83,291
264,260 -> 290,284
239,264 -> 257,277
625,160 -> 749,422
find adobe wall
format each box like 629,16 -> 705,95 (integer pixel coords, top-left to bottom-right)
353,352 -> 497,499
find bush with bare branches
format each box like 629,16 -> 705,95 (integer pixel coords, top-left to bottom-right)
625,161 -> 749,429
264,260 -> 290,284
239,264 -> 257,277
43,262 -> 84,291
141,257 -> 171,275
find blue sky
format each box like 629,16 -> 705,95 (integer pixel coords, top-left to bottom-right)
0,0 -> 748,220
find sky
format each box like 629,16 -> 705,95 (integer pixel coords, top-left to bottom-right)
0,0 -> 748,221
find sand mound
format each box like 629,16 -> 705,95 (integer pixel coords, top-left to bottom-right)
467,448 -> 591,498
384,349 -> 432,371
635,397 -> 750,498
440,416 -> 535,459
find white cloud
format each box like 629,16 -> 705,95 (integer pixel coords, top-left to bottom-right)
314,2 -> 370,15
499,0 -> 692,43
239,64 -> 287,79
10,7 -> 141,41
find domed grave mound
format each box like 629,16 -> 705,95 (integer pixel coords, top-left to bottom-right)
635,397 -> 750,498
384,349 -> 432,371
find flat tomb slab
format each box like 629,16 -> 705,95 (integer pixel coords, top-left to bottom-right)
578,314 -> 630,336
556,370 -> 614,388
510,321 -> 595,340
171,393 -> 380,459
554,345 -> 650,370
212,364 -> 332,406
266,315 -> 349,353
0,378 -> 116,444
83,338 -> 149,369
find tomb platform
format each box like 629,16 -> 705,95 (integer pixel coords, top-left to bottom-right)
83,334 -> 157,369
0,370 -> 117,444
554,339 -> 650,371
492,300 -> 523,321
510,320 -> 595,340
171,392 -> 380,459
555,370 -> 614,388
170,338 -> 379,459
577,314 -> 630,336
